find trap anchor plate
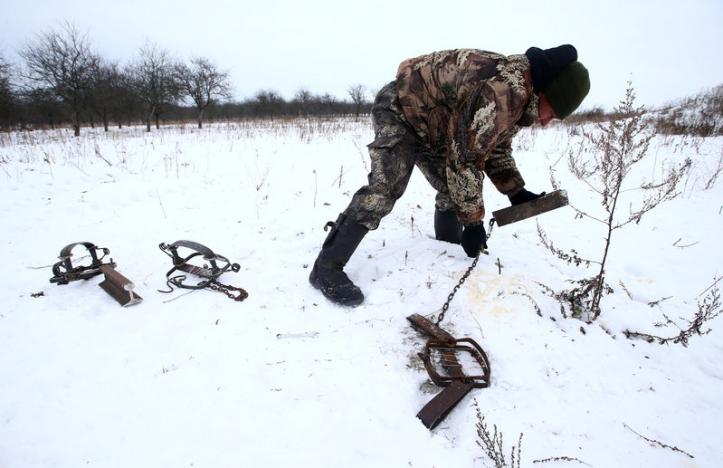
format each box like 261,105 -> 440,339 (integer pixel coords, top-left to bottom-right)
98,264 -> 142,307
492,189 -> 569,227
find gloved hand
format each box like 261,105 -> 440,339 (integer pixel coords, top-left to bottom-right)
509,188 -> 546,206
461,224 -> 487,257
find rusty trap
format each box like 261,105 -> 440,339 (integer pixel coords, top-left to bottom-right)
49,242 -> 142,307
408,314 -> 490,430
158,240 -> 248,302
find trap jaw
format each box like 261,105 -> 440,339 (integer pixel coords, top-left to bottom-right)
49,242 -> 114,284
49,242 -> 142,307
418,338 -> 491,389
407,314 -> 491,430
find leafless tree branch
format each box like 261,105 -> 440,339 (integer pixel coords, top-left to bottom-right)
475,402 -> 523,468
623,423 -> 694,459
625,281 -> 721,346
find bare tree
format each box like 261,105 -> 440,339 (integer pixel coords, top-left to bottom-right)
347,84 -> 366,116
320,92 -> 336,111
0,54 -> 11,95
293,88 -> 314,116
114,70 -> 143,128
87,60 -> 126,132
0,54 -> 16,129
253,89 -> 285,119
175,57 -> 230,129
539,83 -> 691,321
19,22 -> 99,136
129,42 -> 180,132
22,88 -> 64,130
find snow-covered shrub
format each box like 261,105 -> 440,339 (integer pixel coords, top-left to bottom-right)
539,83 -> 691,321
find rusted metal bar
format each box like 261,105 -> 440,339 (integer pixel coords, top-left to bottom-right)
492,189 -> 569,227
98,264 -> 143,307
416,381 -> 476,429
407,313 -> 455,343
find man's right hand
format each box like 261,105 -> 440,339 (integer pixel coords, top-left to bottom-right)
461,224 -> 487,257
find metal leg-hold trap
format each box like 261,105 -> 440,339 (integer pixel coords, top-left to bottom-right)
407,314 -> 491,429
49,241 -> 142,306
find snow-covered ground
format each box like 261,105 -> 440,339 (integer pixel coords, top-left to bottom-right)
0,119 -> 721,467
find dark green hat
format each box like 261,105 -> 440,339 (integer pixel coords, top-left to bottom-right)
543,61 -> 590,119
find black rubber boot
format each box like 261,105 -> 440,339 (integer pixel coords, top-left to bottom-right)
309,213 -> 368,307
434,208 -> 463,244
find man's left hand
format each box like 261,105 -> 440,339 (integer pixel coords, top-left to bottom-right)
509,188 -> 545,205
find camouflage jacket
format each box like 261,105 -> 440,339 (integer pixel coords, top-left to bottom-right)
396,49 -> 538,225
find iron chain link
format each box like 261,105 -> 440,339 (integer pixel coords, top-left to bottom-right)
207,280 -> 249,302
436,254 -> 480,326
435,217 -> 496,326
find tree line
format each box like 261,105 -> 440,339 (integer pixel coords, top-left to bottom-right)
0,22 -> 372,135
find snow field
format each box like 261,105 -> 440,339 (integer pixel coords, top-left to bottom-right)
0,119 -> 721,467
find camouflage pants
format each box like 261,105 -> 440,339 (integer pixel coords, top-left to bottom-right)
344,81 -> 455,230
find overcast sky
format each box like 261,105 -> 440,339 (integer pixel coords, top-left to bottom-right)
1,0 -> 721,109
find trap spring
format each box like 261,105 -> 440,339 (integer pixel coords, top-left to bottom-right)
158,240 -> 248,302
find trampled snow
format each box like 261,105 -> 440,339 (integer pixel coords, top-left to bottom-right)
0,119 -> 721,467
